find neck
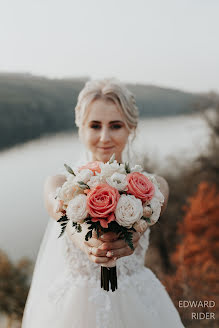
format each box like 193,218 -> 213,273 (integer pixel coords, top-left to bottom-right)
92,155 -> 122,163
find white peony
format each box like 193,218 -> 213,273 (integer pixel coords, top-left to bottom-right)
148,198 -> 162,225
130,164 -> 143,173
57,180 -> 77,204
87,175 -> 102,189
106,172 -> 128,191
99,161 -> 126,179
66,173 -> 77,184
115,194 -> 143,228
66,194 -> 88,223
76,169 -> 94,184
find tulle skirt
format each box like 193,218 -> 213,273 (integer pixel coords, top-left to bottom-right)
22,219 -> 185,328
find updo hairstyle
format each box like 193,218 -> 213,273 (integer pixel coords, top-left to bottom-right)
75,78 -> 139,137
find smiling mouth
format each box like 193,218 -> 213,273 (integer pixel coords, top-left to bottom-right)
98,146 -> 114,150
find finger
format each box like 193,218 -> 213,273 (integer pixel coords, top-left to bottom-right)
89,254 -> 112,264
106,246 -> 134,259
91,230 -> 102,239
100,232 -> 140,248
106,241 -> 138,258
99,232 -> 119,241
99,239 -> 127,251
87,246 -> 108,257
84,238 -> 103,248
132,232 -> 141,242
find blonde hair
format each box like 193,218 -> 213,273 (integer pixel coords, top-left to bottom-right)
75,78 -> 139,134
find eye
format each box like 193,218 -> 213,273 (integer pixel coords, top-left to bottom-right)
90,123 -> 101,130
110,124 -> 123,130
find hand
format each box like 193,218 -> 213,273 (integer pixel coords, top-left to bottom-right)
83,231 -> 118,266
98,231 -> 143,260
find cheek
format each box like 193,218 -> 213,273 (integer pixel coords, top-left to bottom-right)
82,129 -> 98,147
114,130 -> 129,148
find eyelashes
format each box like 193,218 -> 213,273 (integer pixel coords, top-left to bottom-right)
111,124 -> 123,130
90,124 -> 101,129
90,124 -> 123,130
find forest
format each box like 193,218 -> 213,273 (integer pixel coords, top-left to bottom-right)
0,72 -> 210,151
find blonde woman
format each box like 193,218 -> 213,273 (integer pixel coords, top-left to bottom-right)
22,79 -> 184,327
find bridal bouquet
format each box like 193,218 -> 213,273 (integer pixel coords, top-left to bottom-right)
55,154 -> 164,292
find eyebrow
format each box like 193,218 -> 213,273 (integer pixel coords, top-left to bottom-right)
89,120 -> 124,124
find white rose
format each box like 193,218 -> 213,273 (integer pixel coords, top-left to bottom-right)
106,172 -> 128,191
76,169 -> 94,184
148,198 -> 162,225
115,194 -> 143,228
57,180 -> 76,204
130,164 -> 143,173
99,161 -> 126,178
66,194 -> 88,223
133,219 -> 148,233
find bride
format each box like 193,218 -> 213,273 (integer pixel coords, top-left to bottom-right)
22,78 -> 185,327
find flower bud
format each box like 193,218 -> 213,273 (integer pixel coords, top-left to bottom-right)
143,206 -> 152,218
133,220 -> 148,233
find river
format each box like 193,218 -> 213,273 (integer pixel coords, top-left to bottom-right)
0,114 -> 210,262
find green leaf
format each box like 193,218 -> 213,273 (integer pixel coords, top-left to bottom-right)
145,217 -> 151,223
58,223 -> 67,238
85,230 -> 93,241
57,214 -> 68,223
72,222 -> 82,233
109,153 -> 115,164
77,181 -> 90,189
125,162 -> 131,174
77,224 -> 82,232
64,163 -> 76,176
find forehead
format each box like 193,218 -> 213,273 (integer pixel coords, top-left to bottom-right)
85,98 -> 125,123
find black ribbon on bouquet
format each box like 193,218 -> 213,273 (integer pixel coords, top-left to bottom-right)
101,266 -> 118,292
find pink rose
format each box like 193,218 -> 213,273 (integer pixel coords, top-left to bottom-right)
86,184 -> 120,228
79,161 -> 101,175
127,172 -> 155,202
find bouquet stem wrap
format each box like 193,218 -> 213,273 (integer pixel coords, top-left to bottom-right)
101,259 -> 117,292
101,266 -> 117,292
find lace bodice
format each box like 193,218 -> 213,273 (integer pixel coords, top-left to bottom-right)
47,226 -> 181,328
62,228 -> 150,287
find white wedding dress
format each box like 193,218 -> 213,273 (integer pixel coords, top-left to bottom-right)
22,217 -> 185,328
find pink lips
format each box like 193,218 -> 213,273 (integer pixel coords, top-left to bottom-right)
98,146 -> 114,151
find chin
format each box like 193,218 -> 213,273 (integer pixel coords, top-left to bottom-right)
97,152 -> 114,163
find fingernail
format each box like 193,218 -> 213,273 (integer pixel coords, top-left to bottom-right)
113,257 -> 117,260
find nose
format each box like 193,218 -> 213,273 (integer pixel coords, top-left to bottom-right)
100,127 -> 111,143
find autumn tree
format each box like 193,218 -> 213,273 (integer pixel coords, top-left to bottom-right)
164,182 -> 219,327
0,250 -> 32,327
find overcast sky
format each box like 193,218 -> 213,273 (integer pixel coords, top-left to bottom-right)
0,0 -> 218,92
